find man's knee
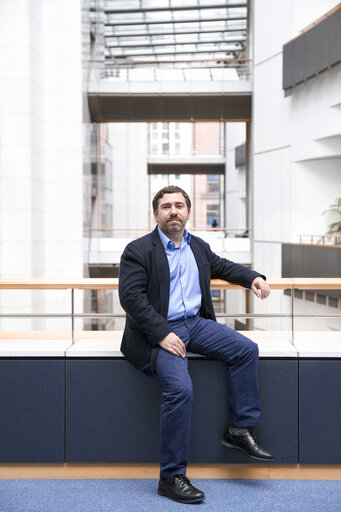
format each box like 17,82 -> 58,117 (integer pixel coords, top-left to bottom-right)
230,336 -> 259,364
242,338 -> 259,359
164,377 -> 193,405
249,339 -> 259,356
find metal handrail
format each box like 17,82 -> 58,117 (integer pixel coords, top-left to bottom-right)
0,278 -> 340,344
1,278 -> 341,290
299,234 -> 341,245
87,227 -> 251,232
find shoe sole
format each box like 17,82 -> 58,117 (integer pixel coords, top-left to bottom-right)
220,439 -> 274,461
158,488 -> 205,504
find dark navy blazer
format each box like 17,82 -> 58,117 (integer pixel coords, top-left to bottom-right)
118,227 -> 264,376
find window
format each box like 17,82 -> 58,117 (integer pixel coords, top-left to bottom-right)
207,204 -> 220,226
329,297 -> 338,308
148,172 -> 225,228
175,143 -> 180,154
208,181 -> 219,192
207,174 -> 220,193
162,143 -> 169,155
305,292 -> 315,302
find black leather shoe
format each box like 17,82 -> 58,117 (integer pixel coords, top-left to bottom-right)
221,427 -> 274,461
158,474 -> 205,504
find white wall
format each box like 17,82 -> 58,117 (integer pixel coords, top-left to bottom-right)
253,0 -> 341,276
225,123 -> 247,230
252,0 -> 341,330
109,123 -> 149,230
0,0 -> 83,330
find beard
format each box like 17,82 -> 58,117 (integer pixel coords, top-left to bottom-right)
159,215 -> 189,236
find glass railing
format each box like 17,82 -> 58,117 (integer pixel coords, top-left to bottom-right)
0,279 -> 340,345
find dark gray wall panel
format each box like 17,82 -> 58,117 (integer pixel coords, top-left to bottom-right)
148,163 -> 225,175
282,244 -> 341,299
282,42 -> 294,91
235,143 -> 246,167
300,360 -> 341,463
0,360 -> 64,462
88,94 -> 251,122
283,7 -> 341,92
314,22 -> 329,74
329,9 -> 341,66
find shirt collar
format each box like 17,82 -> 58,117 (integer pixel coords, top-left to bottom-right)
157,226 -> 191,251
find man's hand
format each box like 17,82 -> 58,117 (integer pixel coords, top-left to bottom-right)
160,332 -> 186,358
251,277 -> 271,300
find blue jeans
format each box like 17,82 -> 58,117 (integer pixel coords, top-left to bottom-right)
155,315 -> 260,478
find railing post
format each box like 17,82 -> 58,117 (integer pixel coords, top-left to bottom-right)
291,287 -> 294,345
71,288 -> 75,344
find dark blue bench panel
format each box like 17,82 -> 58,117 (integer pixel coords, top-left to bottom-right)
299,360 -> 341,464
257,360 -> 298,463
66,359 -> 298,464
0,360 -> 65,462
189,359 -> 298,463
66,360 -> 162,462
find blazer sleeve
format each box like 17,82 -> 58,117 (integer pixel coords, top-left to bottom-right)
118,241 -> 172,346
208,246 -> 266,289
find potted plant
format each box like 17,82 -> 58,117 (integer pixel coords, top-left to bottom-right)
323,198 -> 341,244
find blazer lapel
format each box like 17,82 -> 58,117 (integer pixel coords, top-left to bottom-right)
152,227 -> 170,317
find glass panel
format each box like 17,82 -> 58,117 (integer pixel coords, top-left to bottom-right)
102,0 -> 250,81
0,289 -> 72,332
147,121 -> 224,157
148,173 -> 224,229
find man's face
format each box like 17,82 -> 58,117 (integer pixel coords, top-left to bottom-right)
154,192 -> 191,236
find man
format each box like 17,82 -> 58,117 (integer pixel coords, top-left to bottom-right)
119,186 -> 273,505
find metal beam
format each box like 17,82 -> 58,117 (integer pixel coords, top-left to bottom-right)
106,48 -> 242,59
105,16 -> 247,27
105,28 -> 247,38
101,57 -> 250,66
106,38 -> 246,49
104,3 -> 247,14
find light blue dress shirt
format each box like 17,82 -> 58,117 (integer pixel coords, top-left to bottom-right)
158,226 -> 202,321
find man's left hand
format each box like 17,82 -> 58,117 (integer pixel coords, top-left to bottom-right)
251,277 -> 270,300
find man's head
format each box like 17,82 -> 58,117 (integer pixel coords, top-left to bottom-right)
152,186 -> 191,213
152,186 -> 191,237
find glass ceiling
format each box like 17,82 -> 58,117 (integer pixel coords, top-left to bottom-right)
102,0 -> 248,75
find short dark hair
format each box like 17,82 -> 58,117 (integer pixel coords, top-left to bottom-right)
152,185 -> 191,212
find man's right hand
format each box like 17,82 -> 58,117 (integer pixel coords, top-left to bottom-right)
159,332 -> 186,358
